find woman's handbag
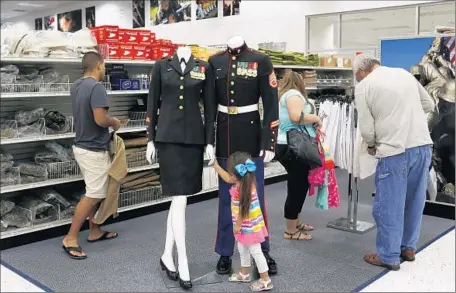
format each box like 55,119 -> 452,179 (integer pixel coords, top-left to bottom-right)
286,112 -> 322,169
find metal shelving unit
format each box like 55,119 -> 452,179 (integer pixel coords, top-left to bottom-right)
0,163 -> 286,239
273,64 -> 352,71
1,90 -> 149,99
0,57 -> 156,66
3,55 -> 348,240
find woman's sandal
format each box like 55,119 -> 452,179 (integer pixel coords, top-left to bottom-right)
229,272 -> 251,283
284,230 -> 312,240
62,245 -> 87,260
297,222 -> 314,231
249,279 -> 273,292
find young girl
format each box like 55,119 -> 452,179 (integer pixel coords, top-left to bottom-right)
213,152 -> 273,292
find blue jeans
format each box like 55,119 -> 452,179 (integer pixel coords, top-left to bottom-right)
373,145 -> 432,265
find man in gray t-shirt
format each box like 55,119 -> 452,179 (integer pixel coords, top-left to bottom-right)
72,77 -> 110,151
62,52 -> 121,260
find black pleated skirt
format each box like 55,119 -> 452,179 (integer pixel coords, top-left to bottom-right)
156,142 -> 204,196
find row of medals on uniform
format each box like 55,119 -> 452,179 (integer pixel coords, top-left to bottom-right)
189,62 -> 259,80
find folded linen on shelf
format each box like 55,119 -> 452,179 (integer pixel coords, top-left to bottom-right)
0,200 -> 15,217
36,188 -> 71,208
121,174 -> 160,190
121,181 -> 161,193
1,206 -> 31,228
17,196 -> 56,224
123,137 -> 148,148
125,146 -> 147,155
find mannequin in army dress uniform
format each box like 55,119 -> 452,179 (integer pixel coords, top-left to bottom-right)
146,46 -> 216,289
209,36 -> 279,275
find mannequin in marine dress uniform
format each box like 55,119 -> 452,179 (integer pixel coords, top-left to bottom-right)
208,36 -> 279,275
146,46 -> 216,289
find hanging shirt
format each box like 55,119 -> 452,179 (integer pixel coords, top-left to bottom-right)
277,89 -> 316,145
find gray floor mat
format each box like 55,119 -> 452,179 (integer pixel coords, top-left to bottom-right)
1,170 -> 454,292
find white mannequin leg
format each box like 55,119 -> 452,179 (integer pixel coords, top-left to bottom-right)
171,196 -> 190,281
161,200 -> 176,272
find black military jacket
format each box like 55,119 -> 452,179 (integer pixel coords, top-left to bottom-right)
146,54 -> 216,145
208,46 -> 279,158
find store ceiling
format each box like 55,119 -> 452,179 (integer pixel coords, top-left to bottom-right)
1,1 -> 80,20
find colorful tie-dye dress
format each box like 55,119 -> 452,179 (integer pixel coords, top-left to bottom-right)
230,184 -> 269,245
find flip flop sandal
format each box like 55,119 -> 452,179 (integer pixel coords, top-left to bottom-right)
229,273 -> 251,283
87,231 -> 118,243
363,253 -> 400,271
284,230 -> 312,240
62,245 -> 87,260
297,222 -> 314,231
249,279 -> 273,292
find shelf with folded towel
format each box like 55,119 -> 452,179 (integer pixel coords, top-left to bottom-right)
1,90 -> 149,99
0,57 -> 156,66
0,126 -> 147,145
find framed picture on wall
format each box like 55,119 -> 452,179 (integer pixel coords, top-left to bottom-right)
44,15 -> 55,31
57,9 -> 82,32
150,0 -> 192,26
133,0 -> 145,28
196,0 -> 218,20
85,6 -> 96,28
223,0 -> 241,17
34,18 -> 43,30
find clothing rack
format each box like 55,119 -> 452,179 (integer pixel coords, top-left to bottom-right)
313,90 -> 376,234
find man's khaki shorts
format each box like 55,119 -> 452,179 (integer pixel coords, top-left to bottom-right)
73,146 -> 111,199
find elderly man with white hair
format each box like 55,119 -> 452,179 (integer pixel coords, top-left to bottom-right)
353,54 -> 435,271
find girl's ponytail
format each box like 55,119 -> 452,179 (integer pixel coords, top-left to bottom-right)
239,172 -> 254,219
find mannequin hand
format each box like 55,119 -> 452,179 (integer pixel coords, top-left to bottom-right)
146,141 -> 156,165
206,144 -> 215,166
260,150 -> 275,163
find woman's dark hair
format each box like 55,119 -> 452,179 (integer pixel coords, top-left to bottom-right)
228,152 -> 256,219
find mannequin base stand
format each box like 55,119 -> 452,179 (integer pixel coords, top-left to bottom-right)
160,252 -> 222,288
327,175 -> 376,234
327,218 -> 376,234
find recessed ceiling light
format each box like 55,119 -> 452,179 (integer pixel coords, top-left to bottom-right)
16,2 -> 45,8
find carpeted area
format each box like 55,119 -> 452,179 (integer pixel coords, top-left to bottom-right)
1,170 -> 454,292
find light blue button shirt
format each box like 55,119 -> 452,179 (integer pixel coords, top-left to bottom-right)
277,89 -> 316,145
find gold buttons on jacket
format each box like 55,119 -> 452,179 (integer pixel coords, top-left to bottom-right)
180,85 -> 184,90
232,64 -> 236,68
179,95 -> 184,100
230,99 -> 234,103
231,81 -> 234,86
230,90 -> 234,94
232,56 -> 236,60
271,138 -> 274,142
179,106 -> 184,110
251,121 -> 254,124
180,76 -> 184,80
231,73 -> 235,77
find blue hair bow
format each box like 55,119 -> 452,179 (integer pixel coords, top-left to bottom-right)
234,159 -> 257,177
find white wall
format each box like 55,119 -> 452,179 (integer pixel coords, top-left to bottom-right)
6,0 -> 441,52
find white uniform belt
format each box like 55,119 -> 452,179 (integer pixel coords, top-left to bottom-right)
218,104 -> 259,115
